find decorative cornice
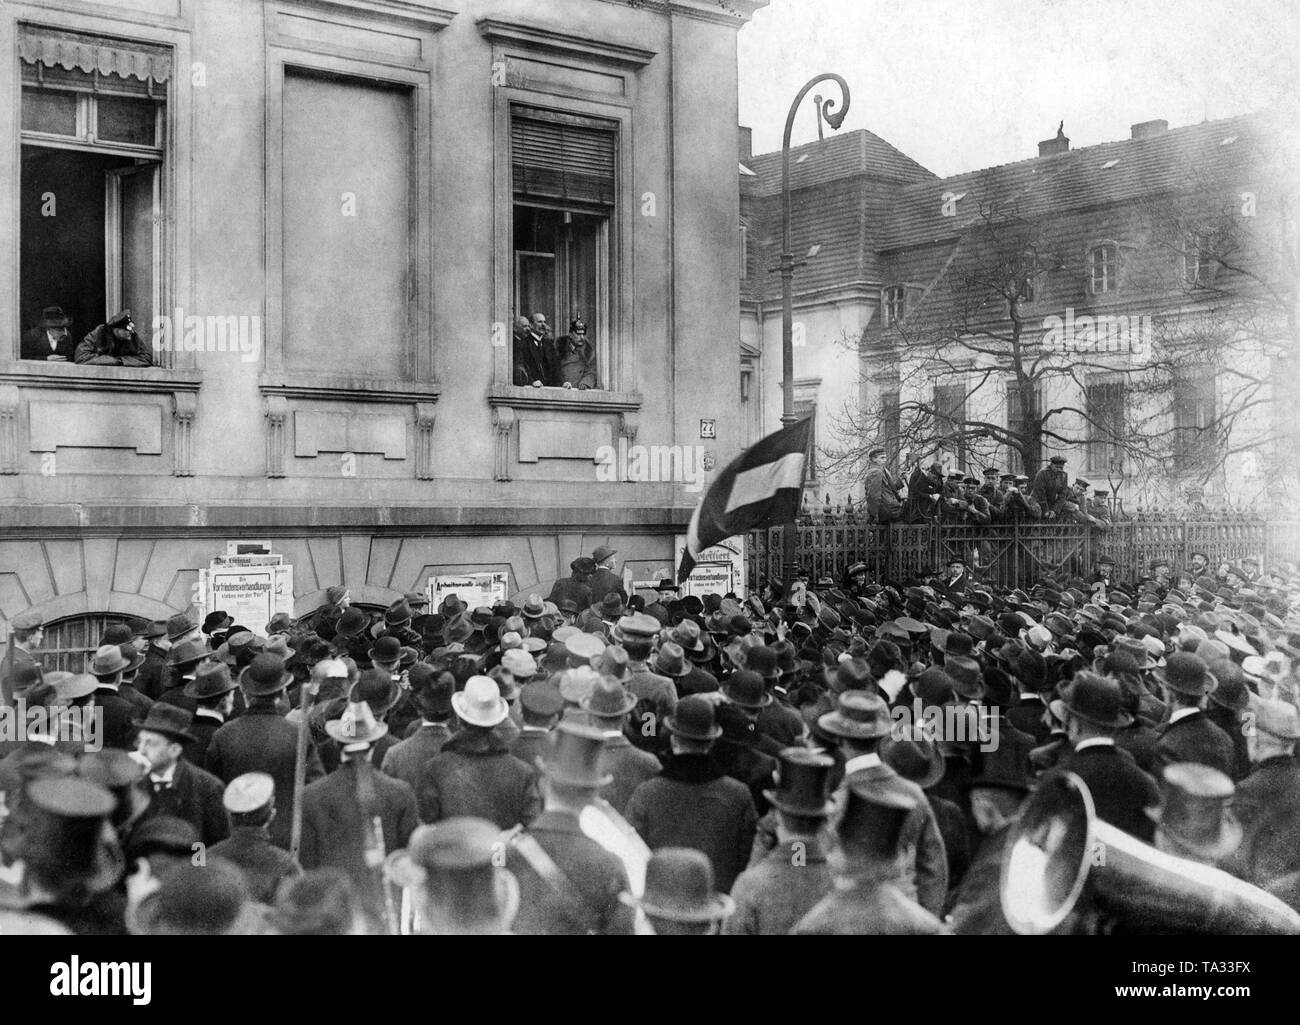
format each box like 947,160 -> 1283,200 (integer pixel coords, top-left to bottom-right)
259,374 -> 441,405
0,365 -> 201,395
476,16 -> 657,68
284,0 -> 458,31
487,384 -> 641,414
594,0 -> 767,28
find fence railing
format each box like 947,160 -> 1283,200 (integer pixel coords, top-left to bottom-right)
746,519 -> 1300,591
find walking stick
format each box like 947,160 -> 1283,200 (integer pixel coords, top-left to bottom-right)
289,674 -> 319,861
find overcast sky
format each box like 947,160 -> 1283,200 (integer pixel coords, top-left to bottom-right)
737,0 -> 1300,177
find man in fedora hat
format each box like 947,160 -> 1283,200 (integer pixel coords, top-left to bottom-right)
746,645 -> 808,748
793,782 -> 947,934
417,676 -> 540,829
1147,762 -> 1242,867
386,817 -> 520,935
504,720 -> 635,935
670,619 -> 720,697
714,670 -> 782,814
130,860 -> 262,935
206,654 -> 324,850
269,868 -> 361,935
299,700 -> 418,931
1151,652 -> 1236,778
133,621 -> 172,703
183,662 -> 238,767
625,695 -> 757,892
208,773 -> 302,904
623,847 -> 735,935
1223,697 -> 1300,888
1052,671 -> 1159,842
547,557 -> 596,613
725,748 -> 836,935
588,546 -> 627,607
320,668 -> 403,772
818,690 -> 948,916
381,666 -> 456,792
86,643 -> 146,750
579,673 -> 660,814
21,305 -> 75,361
134,704 -> 229,845
156,637 -> 209,714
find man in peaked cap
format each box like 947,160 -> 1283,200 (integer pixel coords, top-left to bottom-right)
2,608 -> 45,707
417,676 -> 540,829
819,690 -> 948,916
1052,671 -> 1159,842
793,782 -> 948,935
205,654 -> 324,851
134,704 -> 229,846
299,700 -> 419,931
208,773 -> 302,904
1223,697 -> 1300,889
580,674 -> 660,815
1151,651 -> 1236,779
504,720 -> 635,935
615,613 -> 678,732
725,748 -> 836,935
512,681 -> 566,770
625,695 -> 757,892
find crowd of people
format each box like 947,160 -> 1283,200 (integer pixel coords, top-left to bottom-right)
3,542 -> 1300,935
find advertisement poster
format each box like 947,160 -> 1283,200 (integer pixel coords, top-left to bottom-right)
672,535 -> 746,599
428,572 -> 509,613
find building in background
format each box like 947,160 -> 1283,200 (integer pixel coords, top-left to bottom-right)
740,111 -> 1294,512
0,0 -> 765,657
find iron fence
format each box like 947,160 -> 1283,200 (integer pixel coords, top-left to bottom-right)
746,519 -> 1300,591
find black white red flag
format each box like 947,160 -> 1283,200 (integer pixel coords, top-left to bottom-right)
678,417 -> 812,584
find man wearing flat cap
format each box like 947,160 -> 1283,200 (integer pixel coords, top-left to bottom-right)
504,720 -> 635,935
2,608 -> 44,707
206,654 -> 324,850
208,772 -> 302,904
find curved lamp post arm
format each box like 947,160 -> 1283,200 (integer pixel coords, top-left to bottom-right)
781,74 -> 851,254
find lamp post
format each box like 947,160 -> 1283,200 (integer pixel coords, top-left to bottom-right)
778,73 -> 850,596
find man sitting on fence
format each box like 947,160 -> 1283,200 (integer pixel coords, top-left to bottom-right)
863,448 -> 904,524
903,462 -> 946,523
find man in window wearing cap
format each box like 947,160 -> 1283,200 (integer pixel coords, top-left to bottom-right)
558,317 -> 597,390
417,675 -> 540,829
503,720 -> 635,935
1,608 -> 44,707
209,772 -> 302,904
134,704 -> 229,846
625,695 -> 757,893
300,699 -> 419,931
1222,697 -> 1300,890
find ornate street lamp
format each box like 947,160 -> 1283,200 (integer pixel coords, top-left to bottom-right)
778,73 -> 850,594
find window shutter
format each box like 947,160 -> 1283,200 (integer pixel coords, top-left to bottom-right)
511,109 -> 616,207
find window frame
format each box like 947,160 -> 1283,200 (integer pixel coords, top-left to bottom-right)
1085,375 -> 1126,475
492,85 -> 634,398
933,381 -> 968,472
1184,230 -> 1218,287
882,284 -> 906,327
1087,242 -> 1120,295
1005,378 -> 1041,475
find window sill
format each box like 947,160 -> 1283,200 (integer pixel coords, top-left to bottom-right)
487,384 -> 641,413
259,373 -> 441,404
0,361 -> 201,395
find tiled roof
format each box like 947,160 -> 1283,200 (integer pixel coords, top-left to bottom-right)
745,128 -> 937,195
878,114 -> 1262,250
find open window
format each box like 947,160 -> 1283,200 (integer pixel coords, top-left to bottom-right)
510,106 -> 616,388
17,27 -> 169,364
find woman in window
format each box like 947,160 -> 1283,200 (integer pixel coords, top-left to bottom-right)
558,318 -> 597,390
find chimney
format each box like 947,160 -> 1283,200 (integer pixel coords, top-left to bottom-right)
1131,119 -> 1168,140
738,125 -> 753,163
1038,121 -> 1070,157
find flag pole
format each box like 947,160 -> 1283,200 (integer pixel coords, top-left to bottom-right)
778,73 -> 850,597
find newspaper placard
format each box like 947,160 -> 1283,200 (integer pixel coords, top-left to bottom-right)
201,563 -> 294,637
428,572 -> 509,613
673,535 -> 746,599
226,540 -> 274,557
